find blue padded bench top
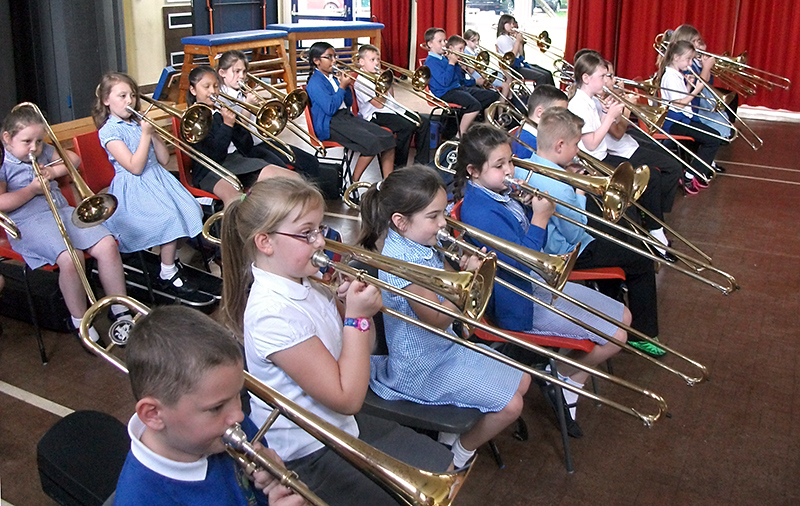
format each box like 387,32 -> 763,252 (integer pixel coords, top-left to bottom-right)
182,30 -> 288,46
266,21 -> 384,32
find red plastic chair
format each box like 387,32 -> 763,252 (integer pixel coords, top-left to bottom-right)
71,131 -> 116,196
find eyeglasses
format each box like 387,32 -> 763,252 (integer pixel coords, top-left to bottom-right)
273,225 -> 329,244
318,55 -> 336,60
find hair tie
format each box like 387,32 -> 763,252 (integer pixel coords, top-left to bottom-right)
214,53 -> 223,60
376,180 -> 383,192
240,193 -> 247,202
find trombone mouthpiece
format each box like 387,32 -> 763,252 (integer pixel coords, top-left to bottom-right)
222,423 -> 248,449
311,251 -> 333,269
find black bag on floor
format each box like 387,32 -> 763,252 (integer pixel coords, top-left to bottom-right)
0,259 -> 72,332
314,161 -> 343,200
38,410 -> 130,506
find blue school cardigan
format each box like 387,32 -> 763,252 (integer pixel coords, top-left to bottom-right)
307,69 -> 354,141
460,183 -> 547,331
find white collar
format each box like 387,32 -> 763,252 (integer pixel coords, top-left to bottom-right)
128,414 -> 209,481
522,122 -> 538,136
251,264 -> 313,301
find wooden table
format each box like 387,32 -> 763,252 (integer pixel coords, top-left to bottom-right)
266,21 -> 384,79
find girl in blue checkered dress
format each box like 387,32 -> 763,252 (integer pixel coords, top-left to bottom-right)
358,165 -> 531,468
93,72 -> 203,295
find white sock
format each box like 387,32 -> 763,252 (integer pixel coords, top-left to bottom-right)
544,365 -> 582,420
71,316 -> 100,342
438,432 -> 458,447
649,227 -> 668,255
561,377 -> 584,420
110,304 -> 129,318
450,437 -> 475,468
160,262 -> 183,287
684,171 -> 695,181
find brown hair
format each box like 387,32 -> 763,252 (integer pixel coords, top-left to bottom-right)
573,52 -> 607,89
424,27 -> 445,44
92,72 -> 141,129
127,306 -> 243,406
357,43 -> 380,60
1,104 -> 45,141
220,178 -> 325,335
217,50 -> 249,72
657,40 -> 695,82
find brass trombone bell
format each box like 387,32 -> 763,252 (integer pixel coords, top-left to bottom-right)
13,102 -> 118,228
79,295 -> 472,506
140,96 -> 214,143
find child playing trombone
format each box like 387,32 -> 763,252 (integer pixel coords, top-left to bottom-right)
354,44 -> 431,167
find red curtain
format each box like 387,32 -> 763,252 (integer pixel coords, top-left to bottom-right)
414,0 -> 464,65
567,0 -> 799,111
614,0 -> 738,81
370,0 -> 412,69
734,0 -> 800,110
565,0 -> 621,64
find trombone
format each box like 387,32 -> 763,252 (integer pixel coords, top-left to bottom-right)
434,223 -> 708,386
655,31 -> 791,92
14,102 -> 117,228
240,73 -> 327,157
213,92 -> 296,163
130,97 -> 244,192
434,142 -> 739,295
335,61 -> 423,128
79,295 -> 472,506
378,61 -> 453,113
315,243 -> 668,427
600,86 -> 718,184
0,211 -> 20,240
650,45 -> 762,150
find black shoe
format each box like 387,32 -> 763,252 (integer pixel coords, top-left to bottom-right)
541,383 -> 583,438
156,265 -> 199,296
654,248 -> 677,263
712,164 -> 726,173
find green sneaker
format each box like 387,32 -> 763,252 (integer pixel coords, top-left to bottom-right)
629,337 -> 666,357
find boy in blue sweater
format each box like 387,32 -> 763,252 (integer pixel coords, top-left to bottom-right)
113,306 -> 305,506
423,27 -> 499,137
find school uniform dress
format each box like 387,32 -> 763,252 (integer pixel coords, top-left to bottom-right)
461,182 -> 622,343
354,79 -> 431,166
306,69 -> 395,158
113,414 -> 266,506
496,34 -> 555,86
371,229 -> 524,413
0,144 -> 111,269
425,52 -> 499,114
660,66 -> 721,175
98,116 -> 203,253
244,266 -> 451,506
518,153 -> 659,338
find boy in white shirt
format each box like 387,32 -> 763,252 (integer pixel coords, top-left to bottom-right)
354,44 -> 431,167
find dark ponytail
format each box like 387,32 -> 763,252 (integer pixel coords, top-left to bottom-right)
453,123 -> 512,201
357,165 -> 446,251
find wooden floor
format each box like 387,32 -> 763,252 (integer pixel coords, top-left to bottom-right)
2,118 -> 800,505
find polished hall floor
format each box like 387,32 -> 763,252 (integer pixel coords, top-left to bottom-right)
1,119 -> 799,506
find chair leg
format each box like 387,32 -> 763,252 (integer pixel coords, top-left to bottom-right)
487,439 -> 504,469
549,359 -> 575,473
136,251 -> 157,304
513,416 -> 529,441
23,266 -> 48,365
